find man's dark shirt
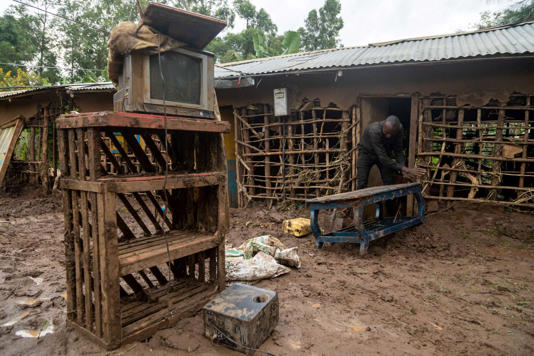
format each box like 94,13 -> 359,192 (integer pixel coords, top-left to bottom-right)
358,120 -> 405,173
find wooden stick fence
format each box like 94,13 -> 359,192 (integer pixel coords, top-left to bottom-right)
234,104 -> 356,206
416,95 -> 534,207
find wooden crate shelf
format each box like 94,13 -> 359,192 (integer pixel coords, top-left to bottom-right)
119,231 -> 220,275
57,111 -> 229,350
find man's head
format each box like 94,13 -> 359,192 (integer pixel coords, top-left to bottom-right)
382,115 -> 401,139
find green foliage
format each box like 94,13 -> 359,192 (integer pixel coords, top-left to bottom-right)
282,31 -> 301,55
0,7 -> 39,74
0,0 -> 343,80
298,0 -> 343,51
56,0 -> 147,82
477,0 -> 534,28
0,67 -> 49,89
173,0 -> 235,27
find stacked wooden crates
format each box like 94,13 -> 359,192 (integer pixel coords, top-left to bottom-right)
56,111 -> 230,349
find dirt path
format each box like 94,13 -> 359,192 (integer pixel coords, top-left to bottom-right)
0,191 -> 533,355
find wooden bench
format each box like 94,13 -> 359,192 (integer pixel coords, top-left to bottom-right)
306,183 -> 425,255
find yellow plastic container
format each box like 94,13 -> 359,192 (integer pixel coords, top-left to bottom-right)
283,218 -> 311,237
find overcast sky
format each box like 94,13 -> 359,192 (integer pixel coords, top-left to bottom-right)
0,0 -> 518,46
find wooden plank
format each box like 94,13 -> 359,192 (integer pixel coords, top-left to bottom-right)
407,95 -> 419,215
117,212 -> 136,240
146,192 -> 173,230
97,134 -> 122,173
77,128 -> 86,180
198,252 -> 205,282
119,233 -> 219,276
90,192 -> 102,337
68,130 -> 78,178
118,194 -> 151,236
447,109 -> 464,198
80,191 -> 93,330
264,109 -> 272,202
72,191 -> 83,324
234,109 -> 243,207
122,131 -> 155,173
60,178 -> 105,193
489,109 -> 505,200
98,191 -> 120,345
87,129 -> 101,180
209,247 -> 217,283
40,109 -> 49,190
105,130 -> 137,173
56,111 -> 231,133
217,239 -> 225,291
103,171 -> 224,193
132,192 -> 163,232
63,189 -> 76,321
0,118 -> 24,185
519,102 -> 530,188
141,133 -> 167,171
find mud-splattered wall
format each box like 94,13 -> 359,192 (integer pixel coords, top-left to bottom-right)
217,57 -> 534,207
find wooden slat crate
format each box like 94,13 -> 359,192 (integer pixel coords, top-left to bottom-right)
57,111 -> 230,350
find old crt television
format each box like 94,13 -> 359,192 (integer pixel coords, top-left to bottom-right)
114,48 -> 215,119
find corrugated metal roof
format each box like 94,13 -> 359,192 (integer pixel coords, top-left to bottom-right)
0,82 -> 115,100
66,82 -> 115,91
215,21 -> 534,79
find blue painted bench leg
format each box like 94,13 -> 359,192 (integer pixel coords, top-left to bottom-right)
310,208 -> 323,249
359,238 -> 369,255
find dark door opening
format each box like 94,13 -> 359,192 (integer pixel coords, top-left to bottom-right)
360,97 -> 412,187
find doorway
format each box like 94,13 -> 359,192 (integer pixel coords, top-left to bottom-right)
360,97 -> 412,187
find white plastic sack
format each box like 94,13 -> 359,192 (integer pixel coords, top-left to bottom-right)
225,235 -> 301,281
226,252 -> 290,281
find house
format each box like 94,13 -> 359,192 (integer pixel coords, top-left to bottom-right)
214,21 -> 534,209
0,83 -> 115,188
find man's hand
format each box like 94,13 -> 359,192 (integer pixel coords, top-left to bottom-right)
401,166 -> 426,180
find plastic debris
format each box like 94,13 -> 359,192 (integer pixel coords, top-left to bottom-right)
16,322 -> 54,338
225,235 -> 301,281
283,218 -> 311,237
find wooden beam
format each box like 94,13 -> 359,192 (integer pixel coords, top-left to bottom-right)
56,111 -> 231,133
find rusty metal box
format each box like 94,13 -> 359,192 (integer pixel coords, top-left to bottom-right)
202,283 -> 279,354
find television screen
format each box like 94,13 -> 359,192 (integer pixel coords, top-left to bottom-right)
149,51 -> 201,105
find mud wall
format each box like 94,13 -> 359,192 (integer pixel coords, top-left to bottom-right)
217,57 -> 534,111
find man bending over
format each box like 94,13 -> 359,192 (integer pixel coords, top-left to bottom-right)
357,115 -> 425,189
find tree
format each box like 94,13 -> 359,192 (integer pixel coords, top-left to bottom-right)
55,0 -> 147,82
173,0 -> 235,28
0,3 -> 60,84
207,0 -> 284,62
477,0 -> 534,28
298,0 -> 343,51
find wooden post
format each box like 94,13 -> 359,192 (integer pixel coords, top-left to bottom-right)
519,98 -> 530,188
98,191 -> 120,346
447,109 -> 464,197
287,123 -> 295,198
40,108 -> 50,191
407,95 -> 419,215
489,109 -> 505,200
233,109 -> 243,208
264,107 -> 271,202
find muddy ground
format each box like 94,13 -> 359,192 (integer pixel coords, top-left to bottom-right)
0,189 -> 533,356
